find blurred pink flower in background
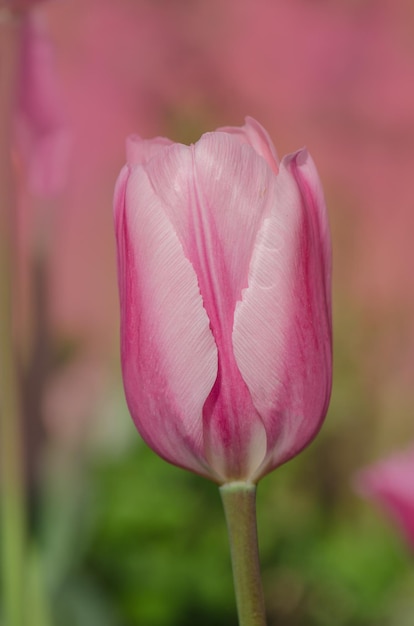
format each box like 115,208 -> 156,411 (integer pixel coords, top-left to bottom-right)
114,118 -> 332,483
356,448 -> 414,548
14,11 -> 70,198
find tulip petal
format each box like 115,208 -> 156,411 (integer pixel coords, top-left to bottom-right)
144,132 -> 274,330
142,134 -> 275,479
217,116 -> 279,174
126,134 -> 173,166
289,149 -> 332,315
114,162 -> 219,479
233,149 -> 332,479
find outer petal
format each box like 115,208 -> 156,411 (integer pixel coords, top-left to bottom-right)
233,149 -> 332,480
142,134 -> 273,480
217,116 -> 279,174
114,163 -> 219,479
126,134 -> 173,166
144,132 -> 274,324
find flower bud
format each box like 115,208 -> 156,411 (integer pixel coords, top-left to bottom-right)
114,117 -> 332,484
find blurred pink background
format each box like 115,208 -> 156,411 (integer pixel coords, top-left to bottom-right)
4,2 -> 414,623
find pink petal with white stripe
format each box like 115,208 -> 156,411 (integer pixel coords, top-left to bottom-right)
142,134 -> 273,480
218,116 -> 279,174
114,161 -> 218,479
233,149 -> 332,480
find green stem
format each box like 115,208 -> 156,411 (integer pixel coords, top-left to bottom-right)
0,10 -> 27,626
220,482 -> 267,626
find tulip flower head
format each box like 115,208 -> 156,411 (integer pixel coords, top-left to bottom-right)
114,117 -> 332,484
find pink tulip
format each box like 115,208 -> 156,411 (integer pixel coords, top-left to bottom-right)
114,117 -> 332,484
355,448 -> 414,548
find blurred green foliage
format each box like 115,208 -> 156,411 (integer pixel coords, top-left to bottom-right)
31,411 -> 412,626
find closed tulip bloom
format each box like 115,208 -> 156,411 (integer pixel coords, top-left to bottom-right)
114,117 -> 332,484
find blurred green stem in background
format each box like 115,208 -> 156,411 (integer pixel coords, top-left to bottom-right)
220,483 -> 267,626
0,10 -> 27,626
